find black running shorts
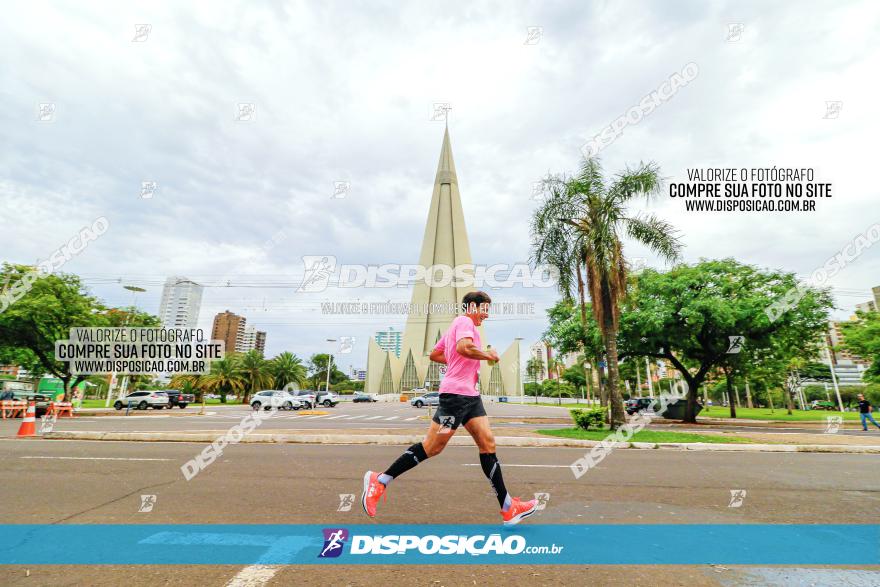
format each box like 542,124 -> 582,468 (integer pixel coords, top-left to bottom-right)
431,393 -> 487,431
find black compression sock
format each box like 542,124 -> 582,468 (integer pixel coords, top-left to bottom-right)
479,452 -> 509,509
381,442 -> 429,484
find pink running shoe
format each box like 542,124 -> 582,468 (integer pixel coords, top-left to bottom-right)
501,497 -> 538,526
361,470 -> 387,517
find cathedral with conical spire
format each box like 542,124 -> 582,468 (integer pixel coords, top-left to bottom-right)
364,128 -> 521,395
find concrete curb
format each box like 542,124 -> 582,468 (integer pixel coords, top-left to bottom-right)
35,431 -> 880,453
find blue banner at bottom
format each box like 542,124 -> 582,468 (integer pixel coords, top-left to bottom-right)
0,524 -> 877,565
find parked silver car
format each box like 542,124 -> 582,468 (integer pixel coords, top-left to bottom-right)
114,391 -> 169,410
411,392 -> 440,408
250,390 -> 303,411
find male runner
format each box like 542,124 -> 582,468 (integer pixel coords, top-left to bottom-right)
362,291 -> 539,525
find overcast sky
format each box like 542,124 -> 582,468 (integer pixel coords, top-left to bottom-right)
2,0 -> 879,373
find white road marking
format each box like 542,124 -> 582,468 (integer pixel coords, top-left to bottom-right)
20,456 -> 172,461
225,565 -> 280,586
344,415 -> 365,420
405,417 -> 420,421
384,416 -> 399,421
324,415 -> 349,419
364,416 -> 385,420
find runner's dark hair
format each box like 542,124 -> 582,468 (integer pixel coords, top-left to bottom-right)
462,291 -> 491,309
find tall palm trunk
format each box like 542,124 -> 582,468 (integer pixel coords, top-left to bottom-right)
601,283 -> 626,429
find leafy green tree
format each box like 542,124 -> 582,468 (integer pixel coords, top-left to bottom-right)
0,264 -> 106,399
839,311 -> 880,382
618,259 -> 833,422
307,353 -> 347,390
531,159 -> 682,429
270,351 -> 308,390
526,356 -> 545,383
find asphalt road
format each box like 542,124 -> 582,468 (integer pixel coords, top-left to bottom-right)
2,437 -> 879,586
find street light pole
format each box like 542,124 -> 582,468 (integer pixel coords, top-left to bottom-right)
514,337 -> 524,404
105,285 -> 146,407
325,338 -> 336,393
825,338 -> 844,412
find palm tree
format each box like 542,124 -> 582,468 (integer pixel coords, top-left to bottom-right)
238,350 -> 274,404
270,351 -> 308,390
169,373 -> 205,401
531,158 -> 681,429
201,355 -> 245,404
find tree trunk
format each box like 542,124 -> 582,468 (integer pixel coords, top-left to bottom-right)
744,379 -> 753,409
600,296 -> 626,429
725,368 -> 737,419
597,361 -> 607,407
785,374 -> 795,415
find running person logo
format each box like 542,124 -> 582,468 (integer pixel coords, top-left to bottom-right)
298,256 -> 337,292
438,414 -> 456,434
318,528 -> 349,558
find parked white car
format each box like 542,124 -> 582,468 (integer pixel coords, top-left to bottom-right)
114,391 -> 170,410
250,390 -> 303,411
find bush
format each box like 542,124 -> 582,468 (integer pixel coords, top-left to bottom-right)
570,407 -> 606,430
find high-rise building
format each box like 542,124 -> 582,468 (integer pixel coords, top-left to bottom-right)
855,301 -> 876,313
212,311 -> 246,355
158,277 -> 203,329
855,285 -> 880,313
374,327 -> 403,358
350,368 -> 367,381
238,325 -> 267,354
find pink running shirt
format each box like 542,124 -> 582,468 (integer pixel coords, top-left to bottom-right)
433,315 -> 482,396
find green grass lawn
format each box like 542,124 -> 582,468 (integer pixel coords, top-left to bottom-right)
524,401 -> 858,422
537,427 -> 753,444
699,406 -> 859,421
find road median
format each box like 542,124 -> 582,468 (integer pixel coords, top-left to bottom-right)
33,430 -> 880,453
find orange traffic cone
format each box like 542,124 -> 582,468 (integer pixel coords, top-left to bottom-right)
17,402 -> 36,437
